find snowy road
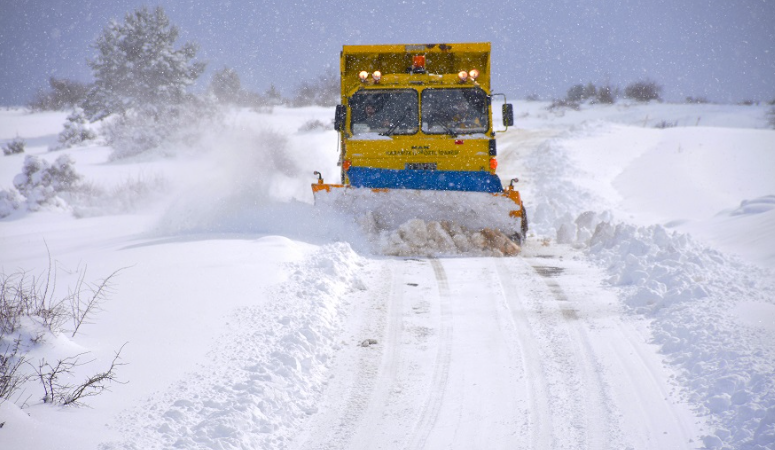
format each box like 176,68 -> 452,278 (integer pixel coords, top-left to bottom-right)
294,243 -> 704,450
4,103 -> 772,450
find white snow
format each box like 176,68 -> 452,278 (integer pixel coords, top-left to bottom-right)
1,101 -> 774,450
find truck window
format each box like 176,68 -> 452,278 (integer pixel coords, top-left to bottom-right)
350,90 -> 418,136
421,88 -> 489,135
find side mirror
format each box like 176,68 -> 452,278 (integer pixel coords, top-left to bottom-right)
502,104 -> 514,127
334,105 -> 347,131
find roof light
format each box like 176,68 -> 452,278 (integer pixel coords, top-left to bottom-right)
469,69 -> 480,80
372,70 -> 382,82
412,55 -> 426,69
458,71 -> 468,82
359,71 -> 369,82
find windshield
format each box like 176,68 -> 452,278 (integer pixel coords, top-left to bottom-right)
350,89 -> 419,136
421,88 -> 489,135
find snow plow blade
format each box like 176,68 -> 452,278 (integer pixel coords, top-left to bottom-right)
312,179 -> 527,242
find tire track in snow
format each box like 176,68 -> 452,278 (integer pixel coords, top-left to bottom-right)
494,258 -> 554,449
605,319 -> 700,447
290,262 -> 391,450
407,258 -> 454,450
527,259 -> 615,450
347,259 -> 408,449
518,247 -> 701,449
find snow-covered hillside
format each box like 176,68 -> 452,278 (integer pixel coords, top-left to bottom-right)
1,101 -> 774,449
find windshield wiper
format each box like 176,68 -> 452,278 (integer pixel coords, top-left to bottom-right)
428,110 -> 458,136
381,107 -> 413,136
438,120 -> 457,136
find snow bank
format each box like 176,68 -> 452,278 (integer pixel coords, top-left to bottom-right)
731,196 -> 775,216
0,110 -> 69,141
522,121 -> 775,450
679,195 -> 775,269
560,213 -> 775,449
103,242 -> 367,449
0,152 -> 167,219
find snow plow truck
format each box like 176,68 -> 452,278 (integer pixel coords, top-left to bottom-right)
312,42 -> 528,243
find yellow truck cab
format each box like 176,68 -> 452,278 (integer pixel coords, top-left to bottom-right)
333,42 -> 514,193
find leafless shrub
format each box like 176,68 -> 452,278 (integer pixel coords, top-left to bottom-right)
548,99 -> 580,111
63,345 -> 126,405
624,79 -> 663,102
0,336 -> 32,404
1,254 -> 123,337
566,82 -> 598,102
654,120 -> 678,129
0,256 -> 66,335
1,255 -> 127,407
69,268 -> 123,337
34,353 -> 81,404
566,84 -> 585,102
685,96 -> 710,104
564,82 -> 617,105
595,84 -> 618,104
33,344 -> 126,406
767,107 -> 775,130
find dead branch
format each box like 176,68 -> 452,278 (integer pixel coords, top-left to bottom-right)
0,337 -> 32,404
70,268 -> 125,337
62,343 -> 127,406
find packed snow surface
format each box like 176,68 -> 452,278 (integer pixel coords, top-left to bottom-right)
1,101 -> 774,449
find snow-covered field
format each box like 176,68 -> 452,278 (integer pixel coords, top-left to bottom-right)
1,101 -> 774,449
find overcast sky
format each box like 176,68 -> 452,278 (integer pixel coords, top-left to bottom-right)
1,0 -> 773,106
